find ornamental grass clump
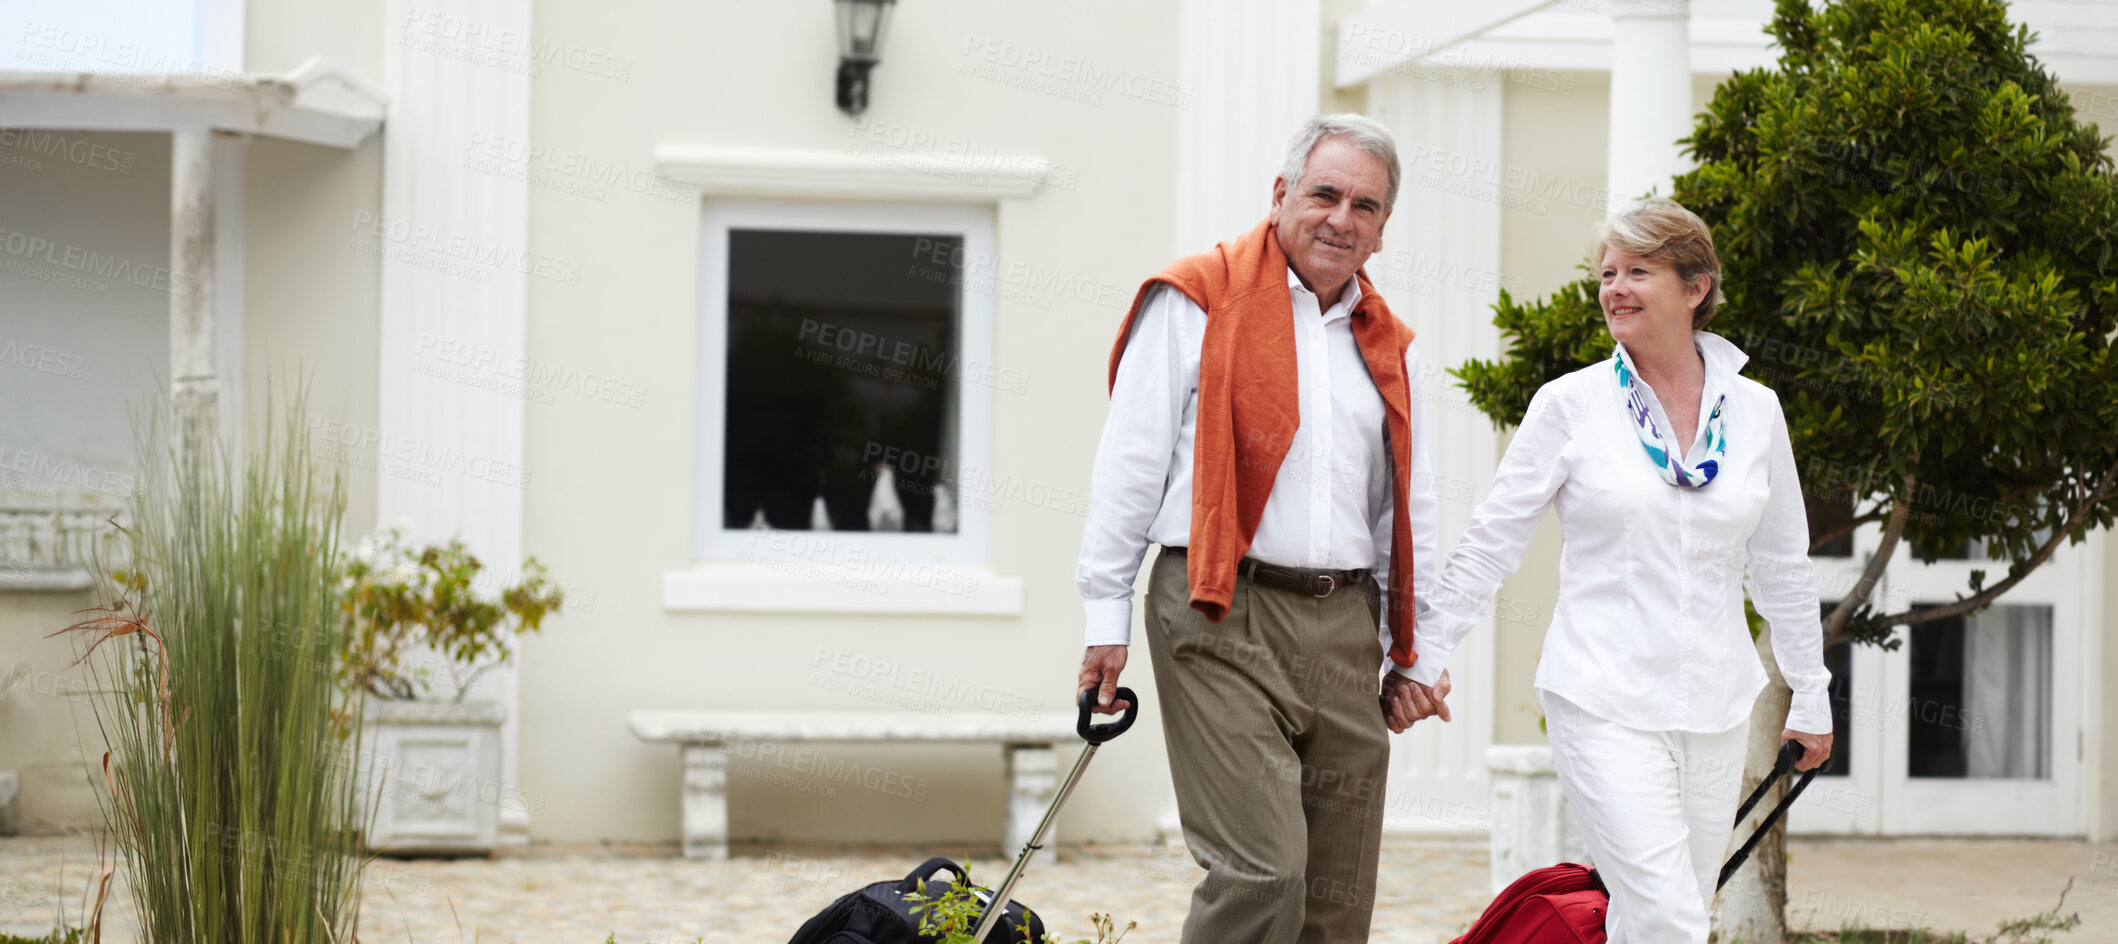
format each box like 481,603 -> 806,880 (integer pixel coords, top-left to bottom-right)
60,396 -> 367,944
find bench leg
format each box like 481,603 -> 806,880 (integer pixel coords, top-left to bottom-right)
681,744 -> 730,860
1003,744 -> 1058,859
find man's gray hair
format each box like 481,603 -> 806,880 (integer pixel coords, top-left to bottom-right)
1278,113 -> 1401,213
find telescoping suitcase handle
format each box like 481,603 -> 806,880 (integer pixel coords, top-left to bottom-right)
969,687 -> 1141,943
1077,686 -> 1140,743
1716,740 -> 1823,891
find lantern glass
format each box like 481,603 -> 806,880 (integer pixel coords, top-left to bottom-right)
835,0 -> 895,63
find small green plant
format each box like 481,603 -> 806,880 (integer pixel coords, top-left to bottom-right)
338,527 -> 564,700
903,873 -> 1134,944
1783,879 -> 2081,944
1786,929 -> 1967,943
901,873 -> 996,941
0,930 -> 85,944
1076,913 -> 1136,944
1988,879 -> 2080,944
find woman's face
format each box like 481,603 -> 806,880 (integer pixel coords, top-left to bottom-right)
1598,247 -> 1708,348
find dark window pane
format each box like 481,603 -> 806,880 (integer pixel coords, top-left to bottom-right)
1819,608 -> 1852,776
723,229 -> 961,533
1804,494 -> 1855,558
1906,612 -> 1968,778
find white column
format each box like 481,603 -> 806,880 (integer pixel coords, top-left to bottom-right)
1175,0 -> 1321,254
169,128 -> 248,450
170,127 -> 218,446
381,0 -> 534,843
1365,65 -> 1503,838
1159,0 -> 1324,845
1605,0 -> 1693,215
212,133 -> 246,448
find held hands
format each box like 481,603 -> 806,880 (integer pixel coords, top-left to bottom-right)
1380,669 -> 1451,733
1079,645 -> 1132,716
1782,729 -> 1833,772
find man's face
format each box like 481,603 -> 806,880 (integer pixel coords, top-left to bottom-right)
1270,137 -> 1392,298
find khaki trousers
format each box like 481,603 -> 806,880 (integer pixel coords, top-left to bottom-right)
1144,550 -> 1391,944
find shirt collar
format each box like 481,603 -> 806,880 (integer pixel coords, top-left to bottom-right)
1612,330 -> 1751,404
1286,267 -> 1361,323
1693,330 -> 1750,386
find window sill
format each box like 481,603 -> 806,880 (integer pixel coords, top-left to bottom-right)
657,145 -> 1049,202
662,562 -> 1024,616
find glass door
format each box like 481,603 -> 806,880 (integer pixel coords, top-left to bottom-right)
1880,539 -> 2082,835
1789,503 -> 1885,835
1790,512 -> 2086,836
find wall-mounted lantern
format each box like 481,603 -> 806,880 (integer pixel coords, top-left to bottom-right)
835,0 -> 897,116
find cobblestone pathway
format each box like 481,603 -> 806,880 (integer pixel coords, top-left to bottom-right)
2,838 -> 1488,943
4,836 -> 2112,943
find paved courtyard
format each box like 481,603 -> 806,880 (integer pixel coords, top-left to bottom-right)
2,836 -> 2111,943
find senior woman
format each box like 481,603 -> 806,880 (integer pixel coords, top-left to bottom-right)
1392,199 -> 1833,943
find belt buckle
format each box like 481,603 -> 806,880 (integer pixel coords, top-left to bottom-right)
1312,574 -> 1337,597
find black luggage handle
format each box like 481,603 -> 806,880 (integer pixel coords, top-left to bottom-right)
1717,740 -> 1823,891
901,856 -> 967,892
1076,687 -> 1139,744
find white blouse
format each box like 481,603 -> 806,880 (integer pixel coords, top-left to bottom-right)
1406,331 -> 1833,735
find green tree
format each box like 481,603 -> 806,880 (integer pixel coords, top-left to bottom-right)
1453,0 -> 2116,938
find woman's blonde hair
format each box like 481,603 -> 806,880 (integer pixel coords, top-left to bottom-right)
1594,199 -> 1725,329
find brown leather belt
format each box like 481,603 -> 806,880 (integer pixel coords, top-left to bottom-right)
1162,545 -> 1370,598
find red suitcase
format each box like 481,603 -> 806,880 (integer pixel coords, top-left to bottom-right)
1451,742 -> 1820,944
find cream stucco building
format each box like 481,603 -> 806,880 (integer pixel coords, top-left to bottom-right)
3,0 -> 2116,852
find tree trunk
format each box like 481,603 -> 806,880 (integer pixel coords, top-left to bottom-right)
1712,623 -> 1795,943
1822,483 -> 1912,648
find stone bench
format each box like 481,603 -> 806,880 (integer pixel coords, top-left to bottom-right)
627,709 -> 1083,859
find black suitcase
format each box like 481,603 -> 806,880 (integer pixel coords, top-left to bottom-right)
786,688 -> 1142,944
784,855 -> 1046,944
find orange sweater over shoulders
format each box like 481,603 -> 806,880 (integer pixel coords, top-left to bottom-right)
1106,218 -> 1421,671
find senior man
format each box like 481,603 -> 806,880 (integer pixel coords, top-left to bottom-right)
1075,113 -> 1447,944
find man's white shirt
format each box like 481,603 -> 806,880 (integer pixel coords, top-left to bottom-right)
1074,270 -> 1440,673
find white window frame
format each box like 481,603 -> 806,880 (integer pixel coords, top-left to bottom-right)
664,198 -> 1020,616
1791,519 -> 2089,837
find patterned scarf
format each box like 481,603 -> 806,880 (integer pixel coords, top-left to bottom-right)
1614,345 -> 1726,488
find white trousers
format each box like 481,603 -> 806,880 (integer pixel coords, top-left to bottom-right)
1542,691 -> 1752,944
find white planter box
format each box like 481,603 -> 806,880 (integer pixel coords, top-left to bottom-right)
357,699 -> 508,855
1485,744 -> 1588,894
0,769 -> 17,835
